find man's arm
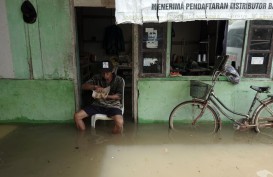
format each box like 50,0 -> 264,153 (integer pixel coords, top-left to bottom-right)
82,83 -> 96,90
82,83 -> 104,92
105,94 -> 121,100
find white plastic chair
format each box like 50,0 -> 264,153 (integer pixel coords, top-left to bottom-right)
91,78 -> 125,128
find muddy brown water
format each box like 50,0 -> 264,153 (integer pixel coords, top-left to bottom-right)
0,122 -> 273,177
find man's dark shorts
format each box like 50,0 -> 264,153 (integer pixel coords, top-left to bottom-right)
83,105 -> 122,117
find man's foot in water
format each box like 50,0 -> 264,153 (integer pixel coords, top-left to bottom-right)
112,125 -> 123,134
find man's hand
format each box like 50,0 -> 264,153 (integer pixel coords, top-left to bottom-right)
93,86 -> 104,92
92,86 -> 110,100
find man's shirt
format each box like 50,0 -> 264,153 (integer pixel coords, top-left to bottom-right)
87,74 -> 123,110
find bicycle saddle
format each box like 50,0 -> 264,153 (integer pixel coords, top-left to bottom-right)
250,86 -> 270,93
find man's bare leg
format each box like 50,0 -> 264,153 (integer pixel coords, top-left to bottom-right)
74,110 -> 88,131
112,115 -> 124,134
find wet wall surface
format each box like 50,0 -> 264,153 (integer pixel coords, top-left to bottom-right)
0,123 -> 273,177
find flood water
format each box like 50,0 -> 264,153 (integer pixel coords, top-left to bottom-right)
0,122 -> 273,177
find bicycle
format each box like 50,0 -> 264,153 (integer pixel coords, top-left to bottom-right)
169,55 -> 273,135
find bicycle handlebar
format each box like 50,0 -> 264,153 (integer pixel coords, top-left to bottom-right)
211,55 -> 230,86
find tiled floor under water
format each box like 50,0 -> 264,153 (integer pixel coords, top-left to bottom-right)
0,122 -> 273,177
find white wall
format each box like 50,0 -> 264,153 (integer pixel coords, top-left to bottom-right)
0,0 -> 14,78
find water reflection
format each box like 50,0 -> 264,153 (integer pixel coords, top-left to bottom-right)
0,123 -> 272,177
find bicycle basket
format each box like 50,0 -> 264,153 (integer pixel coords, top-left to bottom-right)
190,80 -> 212,99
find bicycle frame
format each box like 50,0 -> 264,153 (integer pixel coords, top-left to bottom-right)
199,67 -> 272,126
209,92 -> 248,122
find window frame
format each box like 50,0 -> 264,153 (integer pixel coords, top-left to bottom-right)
139,23 -> 167,77
244,21 -> 273,78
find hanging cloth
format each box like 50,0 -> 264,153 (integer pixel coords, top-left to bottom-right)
103,25 -> 125,55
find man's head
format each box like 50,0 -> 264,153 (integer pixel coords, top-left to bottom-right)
99,60 -> 114,81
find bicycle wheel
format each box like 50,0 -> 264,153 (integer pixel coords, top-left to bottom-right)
169,100 -> 220,134
254,100 -> 273,135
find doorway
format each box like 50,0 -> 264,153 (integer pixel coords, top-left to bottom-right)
75,7 -> 133,121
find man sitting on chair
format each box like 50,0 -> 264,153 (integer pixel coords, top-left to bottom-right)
74,60 -> 124,134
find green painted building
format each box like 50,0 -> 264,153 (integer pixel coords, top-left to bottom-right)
1,0 -> 273,125
0,0 -> 76,123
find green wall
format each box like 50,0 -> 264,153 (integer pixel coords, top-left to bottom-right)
6,0 -> 74,80
0,0 -> 76,123
138,77 -> 273,123
0,80 -> 75,122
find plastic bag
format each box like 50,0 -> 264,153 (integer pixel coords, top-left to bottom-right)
225,65 -> 240,84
